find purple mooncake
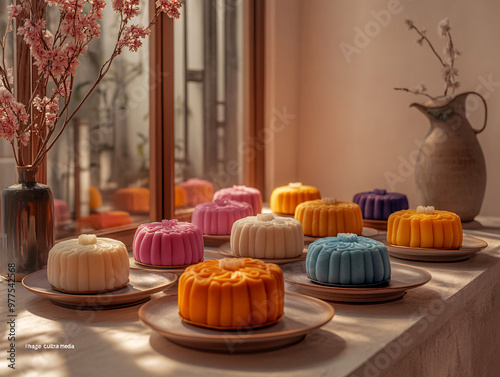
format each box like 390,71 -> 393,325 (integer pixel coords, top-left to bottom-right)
353,189 -> 409,220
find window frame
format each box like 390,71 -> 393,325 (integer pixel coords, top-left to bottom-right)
18,0 -> 265,247
244,0 -> 266,196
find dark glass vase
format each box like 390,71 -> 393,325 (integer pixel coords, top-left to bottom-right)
1,166 -> 54,281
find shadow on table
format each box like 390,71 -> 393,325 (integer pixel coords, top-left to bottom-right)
24,294 -> 142,323
465,228 -> 500,244
149,329 -> 346,372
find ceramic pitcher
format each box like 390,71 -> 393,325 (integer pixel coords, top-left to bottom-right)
411,92 -> 487,222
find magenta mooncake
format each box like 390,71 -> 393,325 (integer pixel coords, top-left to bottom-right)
192,198 -> 253,235
133,219 -> 204,267
213,185 -> 263,215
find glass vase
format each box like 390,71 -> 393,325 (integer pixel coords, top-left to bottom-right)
1,166 -> 54,281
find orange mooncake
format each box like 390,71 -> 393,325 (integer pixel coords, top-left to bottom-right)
270,182 -> 321,215
178,258 -> 284,330
89,186 -> 102,210
179,178 -> 214,206
80,211 -> 133,230
294,198 -> 363,237
175,186 -> 188,208
387,206 -> 463,249
112,187 -> 150,212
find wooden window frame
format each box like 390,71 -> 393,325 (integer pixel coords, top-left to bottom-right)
90,6 -> 178,246
244,0 -> 266,196
17,1 -> 265,247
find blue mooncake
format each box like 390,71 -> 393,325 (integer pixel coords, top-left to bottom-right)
306,233 -> 391,285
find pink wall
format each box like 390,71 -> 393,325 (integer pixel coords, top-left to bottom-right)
266,0 -> 500,216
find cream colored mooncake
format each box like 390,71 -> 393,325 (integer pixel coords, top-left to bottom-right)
230,213 -> 304,259
47,234 -> 130,293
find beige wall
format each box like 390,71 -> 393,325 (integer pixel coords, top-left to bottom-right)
266,0 -> 500,216
264,0 -> 302,198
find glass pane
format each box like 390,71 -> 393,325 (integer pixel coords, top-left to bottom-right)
0,0 -> 17,196
174,0 -> 245,218
45,2 -> 151,239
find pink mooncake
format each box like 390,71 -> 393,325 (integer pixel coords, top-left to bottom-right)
192,198 -> 253,235
133,219 -> 204,267
179,178 -> 214,206
54,199 -> 71,228
213,185 -> 263,215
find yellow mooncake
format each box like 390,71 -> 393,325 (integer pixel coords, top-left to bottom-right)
270,182 -> 321,215
294,198 -> 363,237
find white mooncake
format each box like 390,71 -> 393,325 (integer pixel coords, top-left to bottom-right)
230,213 -> 304,258
47,234 -> 130,293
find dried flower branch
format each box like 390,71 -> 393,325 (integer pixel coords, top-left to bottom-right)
394,84 -> 435,101
395,17 -> 461,100
0,0 -> 182,167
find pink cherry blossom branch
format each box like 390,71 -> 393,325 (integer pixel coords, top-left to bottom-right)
33,2 -> 168,166
33,79 -> 75,166
34,46 -> 122,165
33,45 -> 123,165
10,141 -> 20,165
24,2 -> 106,165
1,0 -> 182,166
1,10 -> 16,92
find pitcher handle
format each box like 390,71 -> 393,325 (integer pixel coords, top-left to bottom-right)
465,91 -> 487,134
